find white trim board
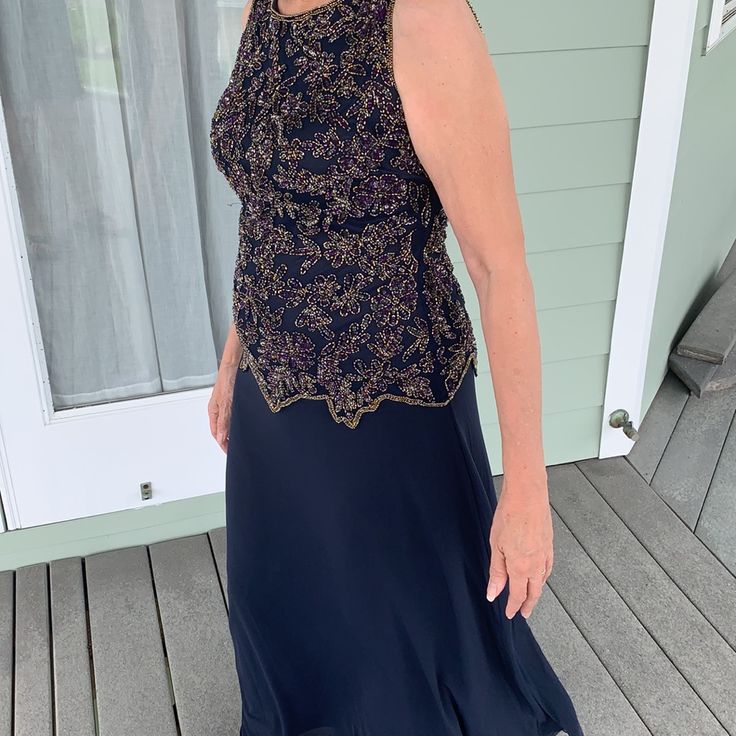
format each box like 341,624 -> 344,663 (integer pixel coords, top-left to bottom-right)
706,0 -> 736,53
599,0 -> 699,458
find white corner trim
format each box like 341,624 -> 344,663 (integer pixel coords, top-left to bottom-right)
599,0 -> 699,458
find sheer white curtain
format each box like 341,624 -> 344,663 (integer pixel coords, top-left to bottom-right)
0,0 -> 244,408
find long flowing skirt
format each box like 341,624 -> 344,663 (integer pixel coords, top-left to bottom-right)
224,364 -> 585,736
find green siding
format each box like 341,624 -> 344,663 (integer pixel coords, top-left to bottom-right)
642,13 -> 736,412
479,1 -> 653,52
494,47 -> 647,127
453,1 -> 653,471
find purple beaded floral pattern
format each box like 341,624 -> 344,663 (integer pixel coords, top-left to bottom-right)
210,0 -> 479,428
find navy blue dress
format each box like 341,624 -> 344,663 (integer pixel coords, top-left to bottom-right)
211,0 -> 585,733
225,364 -> 584,736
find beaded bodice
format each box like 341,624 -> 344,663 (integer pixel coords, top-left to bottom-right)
210,0 -> 480,428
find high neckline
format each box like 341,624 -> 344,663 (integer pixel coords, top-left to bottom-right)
269,0 -> 342,20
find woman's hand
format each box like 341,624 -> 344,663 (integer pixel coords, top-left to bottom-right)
208,362 -> 238,454
486,473 -> 553,620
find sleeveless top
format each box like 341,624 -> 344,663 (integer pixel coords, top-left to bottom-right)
210,0 -> 482,429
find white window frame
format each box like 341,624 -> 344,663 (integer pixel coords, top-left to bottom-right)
706,0 -> 736,53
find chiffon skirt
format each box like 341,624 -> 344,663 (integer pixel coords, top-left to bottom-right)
224,364 -> 585,736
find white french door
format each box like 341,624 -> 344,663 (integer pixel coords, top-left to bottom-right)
0,1 -> 245,529
0,148 -> 227,530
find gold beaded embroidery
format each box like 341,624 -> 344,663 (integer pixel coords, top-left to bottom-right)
210,0 -> 478,428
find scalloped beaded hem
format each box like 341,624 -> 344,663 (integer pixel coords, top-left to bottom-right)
238,348 -> 480,430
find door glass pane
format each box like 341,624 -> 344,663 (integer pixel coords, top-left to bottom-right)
0,0 -> 243,409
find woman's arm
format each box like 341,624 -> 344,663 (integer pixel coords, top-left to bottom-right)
391,0 -> 552,619
208,1 -> 254,452
222,321 -> 244,369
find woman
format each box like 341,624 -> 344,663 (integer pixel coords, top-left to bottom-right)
209,0 -> 585,734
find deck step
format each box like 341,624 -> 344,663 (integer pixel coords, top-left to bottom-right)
669,347 -> 736,396
676,267 -> 736,364
550,462 -> 736,733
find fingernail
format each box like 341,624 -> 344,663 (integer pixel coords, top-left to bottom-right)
486,585 -> 496,601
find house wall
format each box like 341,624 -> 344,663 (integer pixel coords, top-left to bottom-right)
454,0 -> 654,468
641,3 -> 736,412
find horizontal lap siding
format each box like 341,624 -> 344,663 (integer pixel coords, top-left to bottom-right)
451,1 -> 653,467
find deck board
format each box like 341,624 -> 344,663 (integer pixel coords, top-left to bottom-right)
0,570 -> 13,736
85,545 -> 178,736
529,584 -> 650,735
549,463 -> 736,732
695,414 -> 736,573
649,388 -> 736,528
546,510 -> 727,735
149,534 -> 241,736
14,563 -> 52,736
626,371 -> 688,482
577,456 -> 736,650
48,557 -> 96,736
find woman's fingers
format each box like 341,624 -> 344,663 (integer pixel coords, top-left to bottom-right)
486,545 -> 508,602
207,396 -> 219,438
487,543 -> 550,619
208,365 -> 237,453
216,405 -> 231,453
505,568 -> 529,619
519,569 -> 545,619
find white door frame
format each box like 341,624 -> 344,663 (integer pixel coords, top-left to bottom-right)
0,94 -> 226,531
599,0 -> 699,458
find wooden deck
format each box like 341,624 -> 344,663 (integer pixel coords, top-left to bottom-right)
2,369 -> 736,736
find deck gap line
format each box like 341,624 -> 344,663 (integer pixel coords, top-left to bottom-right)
145,545 -> 182,736
207,529 -> 229,613
81,557 -> 101,736
11,571 -> 16,736
46,563 -> 57,736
